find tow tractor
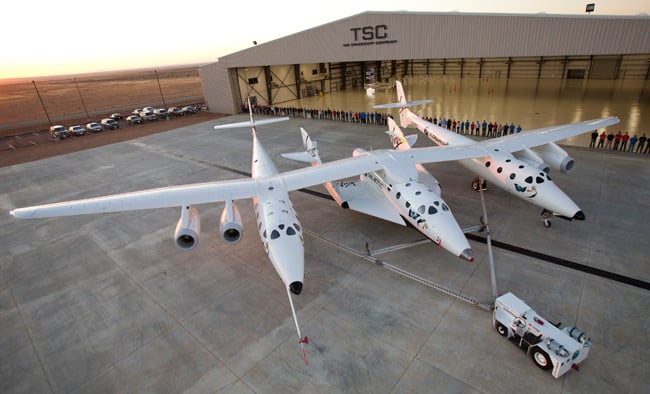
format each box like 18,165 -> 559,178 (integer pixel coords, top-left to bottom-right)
493,292 -> 591,378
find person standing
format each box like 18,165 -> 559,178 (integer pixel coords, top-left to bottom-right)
629,134 -> 638,152
589,130 -> 599,148
597,131 -> 606,148
605,132 -> 615,150
621,132 -> 630,151
636,133 -> 647,153
612,131 -> 622,150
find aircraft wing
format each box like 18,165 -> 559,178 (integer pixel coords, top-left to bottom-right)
9,138 -> 520,220
329,180 -> 406,225
480,117 -> 619,152
10,178 -> 262,219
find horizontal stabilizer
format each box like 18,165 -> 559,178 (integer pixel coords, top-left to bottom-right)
281,152 -> 317,163
373,99 -> 432,109
213,117 -> 289,130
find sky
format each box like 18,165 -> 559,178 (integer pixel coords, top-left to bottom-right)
2,0 -> 648,80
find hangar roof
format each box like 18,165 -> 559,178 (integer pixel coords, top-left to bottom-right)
216,11 -> 650,67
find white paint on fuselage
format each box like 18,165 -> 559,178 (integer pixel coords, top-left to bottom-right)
251,130 -> 304,290
358,150 -> 471,259
405,111 -> 581,218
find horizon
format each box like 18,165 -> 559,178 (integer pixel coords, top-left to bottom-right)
3,0 -> 649,81
0,63 -> 206,85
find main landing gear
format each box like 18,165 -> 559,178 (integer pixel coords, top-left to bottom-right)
541,209 -> 553,227
472,176 -> 487,192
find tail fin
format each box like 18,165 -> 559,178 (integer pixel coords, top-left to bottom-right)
386,117 -> 417,150
281,127 -> 323,165
373,81 -> 432,129
395,80 -> 407,106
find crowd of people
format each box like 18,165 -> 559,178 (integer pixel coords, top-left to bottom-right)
590,130 -> 650,153
243,103 -> 648,153
243,103 -> 522,138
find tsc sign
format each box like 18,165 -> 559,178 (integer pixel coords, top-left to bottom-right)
350,25 -> 388,41
343,24 -> 397,48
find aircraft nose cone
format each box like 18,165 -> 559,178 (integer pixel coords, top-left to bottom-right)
573,210 -> 586,220
290,281 -> 303,295
459,248 -> 475,262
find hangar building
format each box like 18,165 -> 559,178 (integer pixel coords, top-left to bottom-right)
199,11 -> 650,114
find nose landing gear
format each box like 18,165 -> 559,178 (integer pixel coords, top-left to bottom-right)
541,209 -> 553,227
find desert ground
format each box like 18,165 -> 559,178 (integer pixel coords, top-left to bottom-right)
0,66 -> 221,167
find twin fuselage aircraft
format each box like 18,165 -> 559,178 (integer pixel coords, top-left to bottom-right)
9,92 -> 617,363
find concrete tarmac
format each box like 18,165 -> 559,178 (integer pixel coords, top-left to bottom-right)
1,115 -> 649,393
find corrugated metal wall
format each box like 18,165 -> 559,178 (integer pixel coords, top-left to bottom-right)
202,12 -> 650,114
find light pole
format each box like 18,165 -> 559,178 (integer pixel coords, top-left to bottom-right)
74,78 -> 91,121
32,80 -> 52,127
154,70 -> 167,108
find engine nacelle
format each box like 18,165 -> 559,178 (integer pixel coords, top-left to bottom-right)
220,200 -> 243,244
174,205 -> 201,250
513,148 -> 550,173
534,142 -> 575,173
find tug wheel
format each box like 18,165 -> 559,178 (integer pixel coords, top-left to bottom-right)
495,322 -> 508,337
531,349 -> 552,370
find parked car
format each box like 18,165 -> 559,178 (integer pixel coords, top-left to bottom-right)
68,125 -> 86,136
50,125 -> 71,139
132,108 -> 142,115
110,113 -> 123,121
142,106 -> 155,113
126,115 -> 143,124
153,108 -> 168,119
139,111 -> 157,121
181,105 -> 198,114
101,118 -> 120,130
167,106 -> 183,117
85,122 -> 103,133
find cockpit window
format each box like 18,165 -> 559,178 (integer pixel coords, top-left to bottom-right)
442,203 -> 450,212
270,230 -> 280,239
510,173 -> 516,180
286,227 -> 296,236
279,224 -> 285,229
405,182 -> 411,187
497,167 -> 503,173
428,206 -> 438,215
294,223 -> 301,231
434,201 -> 440,206
418,205 -> 425,214
536,177 -> 545,184
485,161 -> 491,167
396,192 -> 401,199
525,176 -> 533,184
405,201 -> 411,208
415,191 -> 421,196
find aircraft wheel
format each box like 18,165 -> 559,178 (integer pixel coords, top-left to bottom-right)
543,220 -> 551,228
495,322 -> 509,337
531,348 -> 552,370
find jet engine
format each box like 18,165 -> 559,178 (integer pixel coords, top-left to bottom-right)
174,205 -> 201,250
513,148 -> 550,173
534,142 -> 575,173
220,200 -> 243,244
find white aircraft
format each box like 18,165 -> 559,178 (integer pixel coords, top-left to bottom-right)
282,116 -> 475,262
375,80 -> 620,226
8,103 -> 494,364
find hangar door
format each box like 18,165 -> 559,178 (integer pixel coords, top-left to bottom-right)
590,56 -> 618,79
